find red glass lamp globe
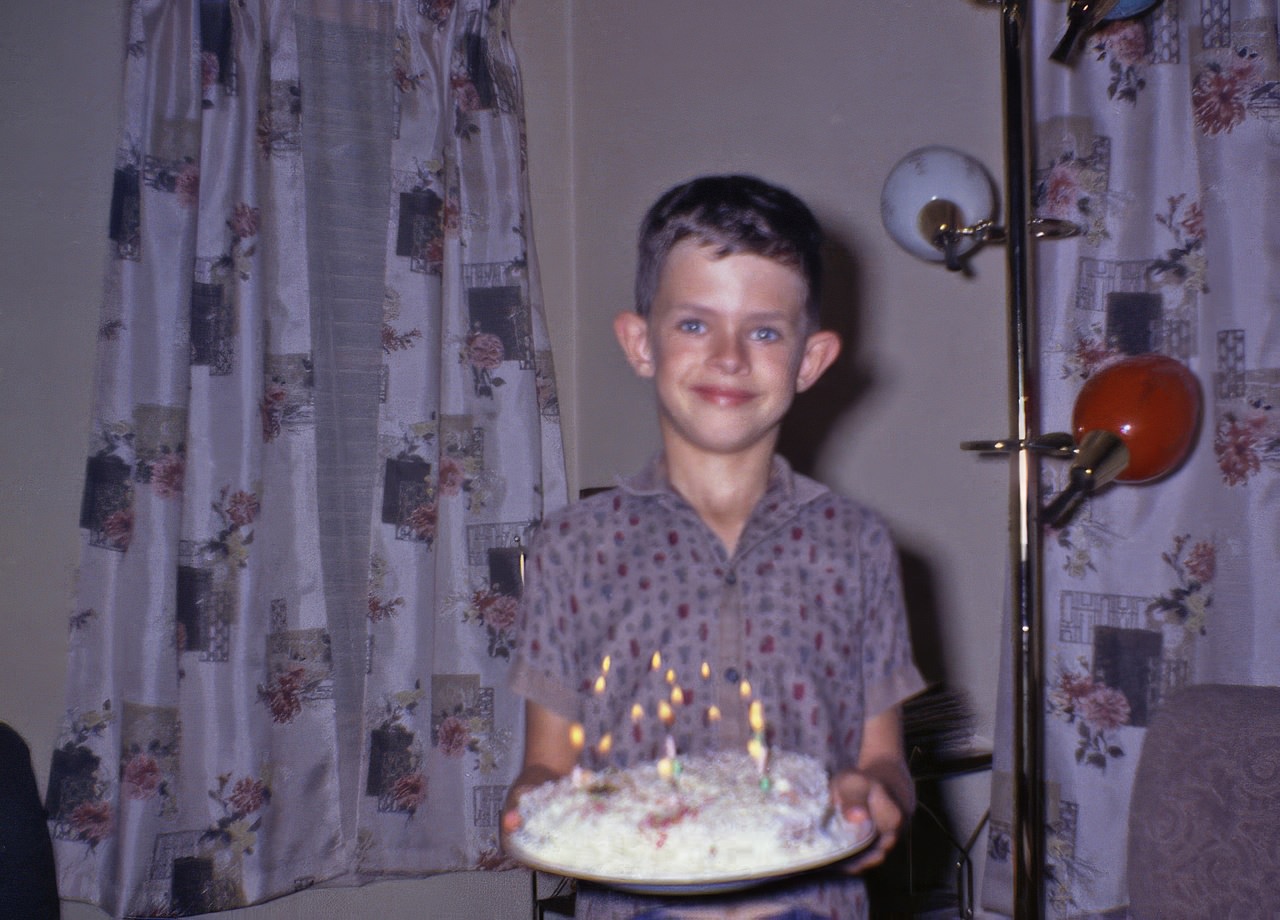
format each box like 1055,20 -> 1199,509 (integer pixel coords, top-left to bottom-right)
1072,355 -> 1201,483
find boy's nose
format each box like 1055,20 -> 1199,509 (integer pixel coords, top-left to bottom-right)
709,332 -> 748,373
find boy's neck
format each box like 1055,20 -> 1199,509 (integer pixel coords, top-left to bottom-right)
662,438 -> 776,556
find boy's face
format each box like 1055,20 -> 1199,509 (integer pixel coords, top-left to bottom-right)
615,239 -> 840,462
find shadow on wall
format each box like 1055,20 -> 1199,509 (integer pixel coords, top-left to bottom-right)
778,226 -> 870,477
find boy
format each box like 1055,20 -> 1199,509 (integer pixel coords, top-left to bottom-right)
505,175 -> 925,919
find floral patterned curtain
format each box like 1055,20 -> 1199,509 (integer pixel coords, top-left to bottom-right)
984,0 -> 1280,914
46,0 -> 564,915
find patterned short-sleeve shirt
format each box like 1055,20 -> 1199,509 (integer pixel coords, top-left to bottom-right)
509,453 -> 925,774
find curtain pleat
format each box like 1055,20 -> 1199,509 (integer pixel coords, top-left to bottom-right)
48,1 -> 565,915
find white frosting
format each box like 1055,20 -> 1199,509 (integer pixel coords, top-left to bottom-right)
510,750 -> 868,882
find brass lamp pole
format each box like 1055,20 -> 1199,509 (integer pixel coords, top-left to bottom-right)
997,1 -> 1046,916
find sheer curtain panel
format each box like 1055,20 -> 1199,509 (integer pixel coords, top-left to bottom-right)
47,1 -> 565,915
984,0 -> 1280,914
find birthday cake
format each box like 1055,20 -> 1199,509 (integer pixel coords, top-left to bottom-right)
507,749 -> 873,886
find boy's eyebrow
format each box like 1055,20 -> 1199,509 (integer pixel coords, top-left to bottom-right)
667,302 -> 801,325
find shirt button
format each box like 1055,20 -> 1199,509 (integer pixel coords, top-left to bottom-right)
725,667 -> 739,683
725,571 -> 737,585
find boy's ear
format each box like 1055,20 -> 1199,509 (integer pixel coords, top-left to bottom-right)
795,329 -> 841,393
613,310 -> 656,378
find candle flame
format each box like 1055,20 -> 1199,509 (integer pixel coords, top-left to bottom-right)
569,723 -> 585,751
631,702 -> 644,722
700,661 -> 711,679
596,733 -> 613,756
670,685 -> 684,706
739,679 -> 752,700
747,736 -> 765,760
665,668 -> 676,685
749,699 -> 765,733
601,655 -> 611,674
657,758 -> 674,780
658,700 -> 674,726
593,674 -> 606,694
651,650 -> 662,670
707,704 -> 721,722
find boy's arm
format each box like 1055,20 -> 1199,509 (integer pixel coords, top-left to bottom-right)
501,700 -> 580,836
831,704 -> 915,872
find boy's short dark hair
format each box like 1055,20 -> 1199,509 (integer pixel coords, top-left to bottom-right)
634,174 -> 824,324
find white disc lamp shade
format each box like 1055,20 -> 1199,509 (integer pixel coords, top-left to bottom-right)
881,146 -> 996,264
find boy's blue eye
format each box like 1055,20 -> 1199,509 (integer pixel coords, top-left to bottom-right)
750,327 -> 782,342
677,319 -> 706,334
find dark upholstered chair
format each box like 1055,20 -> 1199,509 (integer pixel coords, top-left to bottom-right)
0,722 -> 60,919
1127,683 -> 1280,919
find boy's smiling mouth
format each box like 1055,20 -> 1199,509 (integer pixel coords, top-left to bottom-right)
691,385 -> 756,407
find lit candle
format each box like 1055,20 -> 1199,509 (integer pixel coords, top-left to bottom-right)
707,704 -> 721,723
657,699 -> 674,728
651,650 -> 662,671
593,673 -> 606,694
596,732 -> 613,758
739,679 -> 752,701
700,661 -> 711,680
670,685 -> 684,707
570,722 -> 585,756
657,699 -> 680,777
631,702 -> 644,722
748,700 -> 770,789
657,734 -> 681,784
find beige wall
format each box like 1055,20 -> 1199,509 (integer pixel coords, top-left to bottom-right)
1,1 -> 1008,916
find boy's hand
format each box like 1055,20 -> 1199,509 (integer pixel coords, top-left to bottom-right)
830,767 -> 908,873
502,702 -> 582,845
500,763 -> 563,843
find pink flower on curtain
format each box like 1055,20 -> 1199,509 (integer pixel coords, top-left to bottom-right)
382,324 -> 423,353
1192,59 -> 1260,136
260,666 -> 307,724
260,382 -> 288,442
438,456 -> 466,496
229,203 -> 260,240
201,51 -> 220,91
465,331 -> 505,370
149,452 -> 185,498
1179,200 -> 1206,243
122,753 -> 163,800
69,800 -> 114,846
404,499 -> 439,543
1040,161 -> 1084,220
451,73 -> 483,114
1095,21 -> 1146,68
1214,412 -> 1264,486
1093,20 -> 1149,103
229,776 -> 269,814
102,507 -> 134,551
368,592 -> 405,622
225,490 -> 260,527
391,772 -> 428,814
423,0 -> 455,28
175,160 -> 200,208
477,591 -> 518,632
1184,540 -> 1216,584
1050,662 -> 1130,770
1080,685 -> 1131,732
436,715 -> 471,756
1149,533 -> 1216,640
1067,336 -> 1120,380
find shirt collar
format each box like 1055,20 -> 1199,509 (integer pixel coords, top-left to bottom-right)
617,452 -> 827,509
